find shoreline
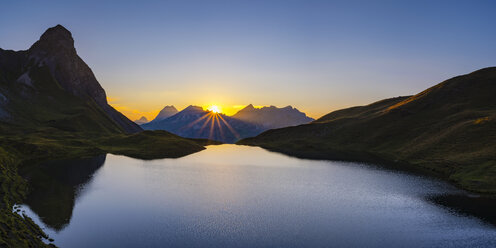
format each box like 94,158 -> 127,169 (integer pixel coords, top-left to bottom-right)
238,143 -> 496,197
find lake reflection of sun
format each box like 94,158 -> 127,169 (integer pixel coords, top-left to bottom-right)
207,105 -> 221,113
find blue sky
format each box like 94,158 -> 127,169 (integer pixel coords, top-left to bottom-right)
1,0 -> 495,119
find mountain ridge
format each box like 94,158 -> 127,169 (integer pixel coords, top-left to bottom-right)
232,104 -> 314,129
142,105 -> 264,143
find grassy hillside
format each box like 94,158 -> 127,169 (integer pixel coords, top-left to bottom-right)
2,65 -> 127,134
239,67 -> 496,194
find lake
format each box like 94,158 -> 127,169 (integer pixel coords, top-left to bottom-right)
17,145 -> 496,247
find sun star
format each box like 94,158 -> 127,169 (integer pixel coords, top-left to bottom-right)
207,105 -> 221,114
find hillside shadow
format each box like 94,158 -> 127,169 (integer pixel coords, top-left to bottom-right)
19,155 -> 106,231
427,194 -> 496,227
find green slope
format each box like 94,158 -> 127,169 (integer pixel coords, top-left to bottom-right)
239,67 -> 496,194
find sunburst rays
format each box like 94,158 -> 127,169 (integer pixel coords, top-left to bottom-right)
186,111 -> 240,141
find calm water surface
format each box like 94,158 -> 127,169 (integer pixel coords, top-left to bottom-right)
18,145 -> 496,247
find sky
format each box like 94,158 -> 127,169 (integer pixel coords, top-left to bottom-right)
1,0 -> 495,120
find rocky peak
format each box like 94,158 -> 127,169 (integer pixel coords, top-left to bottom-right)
242,104 -> 255,111
29,24 -> 75,55
25,25 -> 107,105
182,105 -> 204,113
160,105 -> 178,112
134,116 -> 149,125
151,105 -> 178,122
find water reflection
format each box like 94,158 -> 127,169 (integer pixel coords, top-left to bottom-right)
428,194 -> 496,226
19,155 -> 106,230
17,146 -> 496,247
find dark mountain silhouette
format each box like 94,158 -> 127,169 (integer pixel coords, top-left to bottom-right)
232,104 -> 314,129
20,155 -> 106,231
142,105 -> 264,143
149,105 -> 178,123
134,116 -> 149,125
240,67 -> 496,194
0,25 -> 141,133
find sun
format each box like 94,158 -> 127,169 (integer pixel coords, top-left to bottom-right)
207,105 -> 221,113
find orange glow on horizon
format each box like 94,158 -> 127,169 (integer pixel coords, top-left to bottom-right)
107,100 -> 318,122
107,96 -> 160,121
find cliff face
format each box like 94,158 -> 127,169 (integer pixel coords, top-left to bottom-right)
28,25 -> 107,104
0,25 -> 141,133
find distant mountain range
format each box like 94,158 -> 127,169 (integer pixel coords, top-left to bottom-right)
141,104 -> 314,143
142,105 -> 265,143
232,104 -> 314,129
239,67 -> 496,194
134,106 -> 179,125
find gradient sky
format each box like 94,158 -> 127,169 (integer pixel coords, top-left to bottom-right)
1,0 -> 495,120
